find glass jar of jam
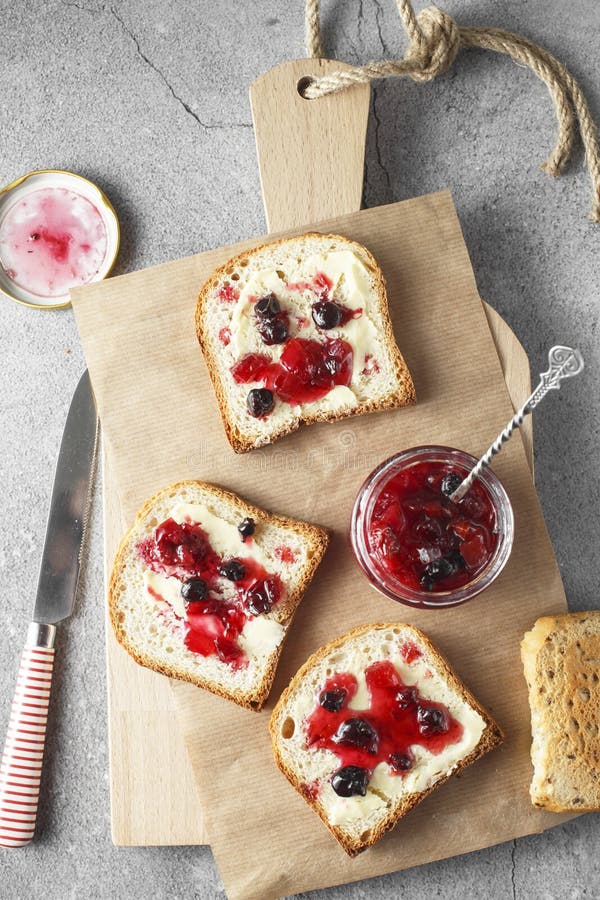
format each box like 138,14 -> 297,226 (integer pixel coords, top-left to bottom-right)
350,446 -> 514,609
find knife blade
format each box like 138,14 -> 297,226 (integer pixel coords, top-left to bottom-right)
33,370 -> 98,624
0,370 -> 98,848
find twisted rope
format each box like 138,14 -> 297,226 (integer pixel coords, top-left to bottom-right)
305,0 -> 323,59
304,0 -> 600,221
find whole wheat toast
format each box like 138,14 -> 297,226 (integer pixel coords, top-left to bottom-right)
521,610 -> 600,811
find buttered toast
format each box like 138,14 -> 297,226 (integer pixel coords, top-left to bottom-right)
109,480 -> 328,710
195,233 -> 415,452
270,623 -> 503,855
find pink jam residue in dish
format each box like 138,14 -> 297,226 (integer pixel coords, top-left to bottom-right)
0,187 -> 108,298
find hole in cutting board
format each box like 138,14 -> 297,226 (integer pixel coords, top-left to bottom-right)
297,76 -> 316,99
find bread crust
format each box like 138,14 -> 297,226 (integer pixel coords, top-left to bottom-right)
521,610 -> 600,812
109,480 -> 329,711
270,622 -> 504,856
195,232 -> 416,453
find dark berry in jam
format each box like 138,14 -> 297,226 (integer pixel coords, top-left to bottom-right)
332,718 -> 379,754
238,517 -> 255,541
395,686 -> 418,709
181,577 -> 208,603
219,559 -> 245,581
245,577 -> 279,615
441,471 -> 463,497
255,292 -> 280,317
257,316 -> 288,345
446,549 -> 466,569
254,292 -> 289,344
247,387 -> 274,417
389,751 -> 414,772
420,556 -> 454,588
319,688 -> 347,713
139,518 -> 284,669
311,299 -> 361,329
417,704 -> 449,736
367,459 -> 499,594
139,518 -> 218,580
306,662 -> 463,794
312,300 -> 342,329
420,551 -> 467,590
331,766 -> 369,797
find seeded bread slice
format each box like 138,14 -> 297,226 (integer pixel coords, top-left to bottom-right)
521,610 -> 600,811
109,481 -> 329,711
195,232 -> 416,453
270,623 -> 503,856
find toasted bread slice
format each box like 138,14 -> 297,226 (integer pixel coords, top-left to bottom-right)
109,481 -> 328,711
521,610 -> 600,811
270,623 -> 503,855
195,232 -> 415,452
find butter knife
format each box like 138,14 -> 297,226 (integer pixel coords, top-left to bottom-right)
0,370 -> 98,847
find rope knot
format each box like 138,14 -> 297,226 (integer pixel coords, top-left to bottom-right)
407,6 -> 461,83
304,0 -> 600,221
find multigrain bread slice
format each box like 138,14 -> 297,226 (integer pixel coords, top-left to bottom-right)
195,232 -> 415,452
521,610 -> 600,811
109,481 -> 328,711
270,623 -> 503,855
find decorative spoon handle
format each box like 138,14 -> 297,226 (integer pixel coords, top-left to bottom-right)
450,345 -> 584,502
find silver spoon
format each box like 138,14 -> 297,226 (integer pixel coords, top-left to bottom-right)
449,345 -> 585,503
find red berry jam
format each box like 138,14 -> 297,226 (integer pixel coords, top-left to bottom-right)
351,447 -> 514,608
231,352 -> 272,384
228,272 -> 363,416
305,660 -> 463,786
361,354 -> 380,376
274,545 -> 296,564
231,337 -> 353,406
138,517 -> 282,667
400,640 -> 422,664
218,283 -> 239,303
286,271 -> 333,298
369,461 -> 497,593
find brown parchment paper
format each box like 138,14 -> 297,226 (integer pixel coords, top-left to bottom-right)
72,192 -> 572,900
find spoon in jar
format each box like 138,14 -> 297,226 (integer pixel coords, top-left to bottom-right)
449,345 -> 584,503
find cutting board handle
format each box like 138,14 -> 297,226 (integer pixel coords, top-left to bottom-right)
250,59 -> 533,470
250,59 -> 370,232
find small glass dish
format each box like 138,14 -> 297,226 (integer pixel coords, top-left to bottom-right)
350,445 -> 514,609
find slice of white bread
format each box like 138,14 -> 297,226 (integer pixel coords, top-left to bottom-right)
521,610 -> 600,811
196,232 -> 415,453
270,623 -> 503,855
109,480 -> 328,711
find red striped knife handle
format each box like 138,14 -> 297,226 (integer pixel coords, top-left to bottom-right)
0,623 -> 56,848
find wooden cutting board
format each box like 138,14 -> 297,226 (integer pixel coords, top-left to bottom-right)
104,59 -> 532,846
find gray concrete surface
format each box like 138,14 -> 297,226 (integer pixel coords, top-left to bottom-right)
0,0 -> 598,897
